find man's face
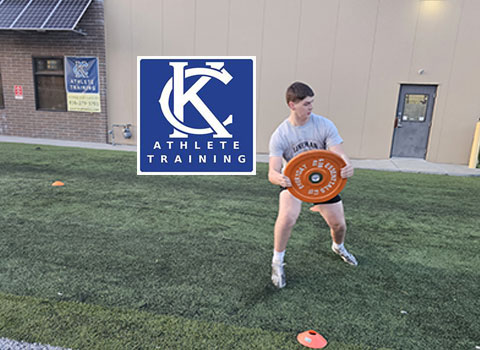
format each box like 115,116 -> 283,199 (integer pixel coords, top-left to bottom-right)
291,96 -> 314,119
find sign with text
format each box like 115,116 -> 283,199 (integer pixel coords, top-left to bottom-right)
137,57 -> 256,175
14,85 -> 23,100
65,56 -> 101,113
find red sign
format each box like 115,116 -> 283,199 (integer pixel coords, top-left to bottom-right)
14,85 -> 23,100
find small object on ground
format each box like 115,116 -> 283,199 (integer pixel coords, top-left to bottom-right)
401,310 -> 408,314
52,181 -> 65,186
297,330 -> 328,349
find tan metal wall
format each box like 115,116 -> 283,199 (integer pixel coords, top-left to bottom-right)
105,0 -> 480,165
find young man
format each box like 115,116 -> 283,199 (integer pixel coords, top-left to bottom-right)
268,82 -> 357,289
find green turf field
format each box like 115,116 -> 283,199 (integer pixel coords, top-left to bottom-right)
0,142 -> 478,349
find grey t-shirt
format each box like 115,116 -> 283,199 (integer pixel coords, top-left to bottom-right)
269,113 -> 343,162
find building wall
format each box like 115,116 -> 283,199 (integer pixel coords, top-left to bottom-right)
0,0 -> 108,143
105,0 -> 480,165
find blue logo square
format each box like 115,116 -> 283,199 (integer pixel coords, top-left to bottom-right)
137,57 -> 256,175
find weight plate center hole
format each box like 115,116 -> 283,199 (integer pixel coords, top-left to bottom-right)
309,172 -> 323,184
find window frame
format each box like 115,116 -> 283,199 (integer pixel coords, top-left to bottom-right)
33,57 -> 67,112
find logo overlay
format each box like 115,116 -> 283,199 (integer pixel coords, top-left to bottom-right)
138,57 -> 256,175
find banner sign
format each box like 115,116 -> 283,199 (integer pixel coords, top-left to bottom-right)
137,57 -> 256,175
65,56 -> 101,113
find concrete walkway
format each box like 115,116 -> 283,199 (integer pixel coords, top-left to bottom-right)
1,135 -> 479,177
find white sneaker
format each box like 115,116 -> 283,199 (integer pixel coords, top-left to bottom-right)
271,262 -> 286,288
332,244 -> 358,266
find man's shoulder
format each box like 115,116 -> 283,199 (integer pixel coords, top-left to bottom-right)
311,113 -> 337,128
311,113 -> 332,123
272,118 -> 291,134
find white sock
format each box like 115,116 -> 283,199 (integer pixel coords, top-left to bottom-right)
272,250 -> 285,264
332,242 -> 344,250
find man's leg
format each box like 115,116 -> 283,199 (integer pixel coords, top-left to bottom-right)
274,190 -> 302,252
272,190 -> 302,288
311,201 -> 358,266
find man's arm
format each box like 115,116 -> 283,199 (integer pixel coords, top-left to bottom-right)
268,156 -> 292,187
328,143 -> 354,179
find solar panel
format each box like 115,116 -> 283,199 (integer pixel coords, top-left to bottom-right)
43,0 -> 92,30
0,0 -> 92,31
0,0 -> 30,28
14,0 -> 59,29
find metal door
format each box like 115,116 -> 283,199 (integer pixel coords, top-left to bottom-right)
391,85 -> 437,158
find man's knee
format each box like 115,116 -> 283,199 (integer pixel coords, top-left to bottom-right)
330,221 -> 346,233
277,212 -> 299,228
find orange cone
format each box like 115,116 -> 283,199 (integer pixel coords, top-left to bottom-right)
52,181 -> 65,187
297,330 -> 328,349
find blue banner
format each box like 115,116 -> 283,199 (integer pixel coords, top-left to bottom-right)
65,57 -> 99,94
65,56 -> 101,112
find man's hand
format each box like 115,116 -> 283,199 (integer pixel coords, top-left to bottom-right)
328,144 -> 354,179
340,163 -> 354,179
273,172 -> 292,187
269,156 -> 292,187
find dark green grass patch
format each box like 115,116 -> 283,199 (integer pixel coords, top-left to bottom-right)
0,292 -> 376,350
0,142 -> 479,349
0,292 -> 305,350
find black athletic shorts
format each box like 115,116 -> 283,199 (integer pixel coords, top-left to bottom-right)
279,186 -> 342,204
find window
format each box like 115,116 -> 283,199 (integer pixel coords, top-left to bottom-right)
33,58 -> 66,111
402,94 -> 429,122
0,71 -> 4,109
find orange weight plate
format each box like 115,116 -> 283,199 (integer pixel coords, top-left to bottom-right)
284,150 -> 347,203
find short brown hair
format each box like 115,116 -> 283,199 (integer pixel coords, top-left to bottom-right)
286,82 -> 314,104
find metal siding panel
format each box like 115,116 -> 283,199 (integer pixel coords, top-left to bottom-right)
258,0 -> 301,154
195,0 -> 229,55
295,0 -> 340,114
130,0 -> 163,56
163,0 -> 195,55
360,0 -> 419,159
328,0 -> 379,158
105,0 -> 135,143
433,0 -> 480,164
228,0 -> 263,55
